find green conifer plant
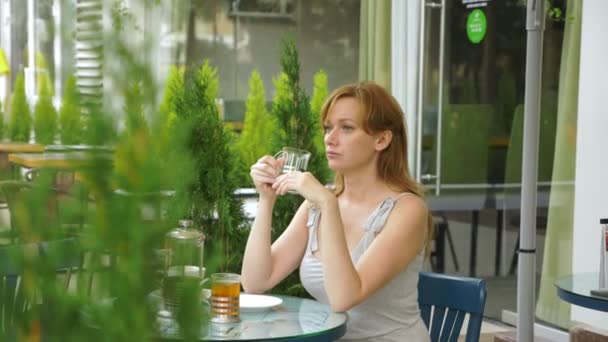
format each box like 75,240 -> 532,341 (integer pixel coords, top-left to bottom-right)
158,65 -> 184,154
9,72 -> 31,142
310,69 -> 331,180
268,37 -> 329,296
235,69 -> 274,186
34,76 -> 58,144
173,60 -> 247,273
59,75 -> 82,144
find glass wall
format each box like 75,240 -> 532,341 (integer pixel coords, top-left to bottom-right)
184,0 -> 360,102
415,0 -> 570,323
419,0 -> 565,189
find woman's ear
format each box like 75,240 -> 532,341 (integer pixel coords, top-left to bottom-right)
374,130 -> 393,151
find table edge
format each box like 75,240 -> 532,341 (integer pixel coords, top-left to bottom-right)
554,275 -> 608,312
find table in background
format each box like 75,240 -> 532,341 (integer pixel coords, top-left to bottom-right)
555,273 -> 608,312
8,152 -> 109,169
0,143 -> 45,178
157,295 -> 347,341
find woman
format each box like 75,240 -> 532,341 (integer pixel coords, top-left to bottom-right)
242,81 -> 432,341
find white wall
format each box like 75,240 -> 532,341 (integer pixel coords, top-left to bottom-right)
571,0 -> 608,328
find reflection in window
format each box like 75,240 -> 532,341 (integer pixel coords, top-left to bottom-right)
186,0 -> 359,100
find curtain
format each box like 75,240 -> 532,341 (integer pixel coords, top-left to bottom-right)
358,0 -> 391,90
535,0 -> 582,328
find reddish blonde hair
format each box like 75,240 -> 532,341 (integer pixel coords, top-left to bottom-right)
320,81 -> 433,254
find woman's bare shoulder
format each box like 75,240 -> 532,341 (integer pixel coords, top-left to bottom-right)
392,193 -> 429,219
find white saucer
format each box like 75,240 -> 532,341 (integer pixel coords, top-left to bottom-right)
239,293 -> 283,312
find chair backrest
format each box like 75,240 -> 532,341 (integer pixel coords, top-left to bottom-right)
418,272 -> 487,342
0,238 -> 82,335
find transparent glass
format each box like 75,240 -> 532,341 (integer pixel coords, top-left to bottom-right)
210,273 -> 241,323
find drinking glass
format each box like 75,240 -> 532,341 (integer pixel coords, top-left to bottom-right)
209,273 -> 241,323
274,147 -> 311,194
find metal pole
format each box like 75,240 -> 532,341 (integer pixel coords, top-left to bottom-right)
415,0 -> 426,184
53,0 -> 61,103
517,0 -> 545,341
434,0 -> 446,196
26,0 -> 36,101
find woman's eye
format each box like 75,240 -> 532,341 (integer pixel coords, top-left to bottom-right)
323,125 -> 332,133
342,125 -> 354,131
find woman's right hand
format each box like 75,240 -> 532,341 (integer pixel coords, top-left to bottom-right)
250,155 -> 283,199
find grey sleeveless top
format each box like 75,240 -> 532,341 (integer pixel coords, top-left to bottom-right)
300,193 -> 431,342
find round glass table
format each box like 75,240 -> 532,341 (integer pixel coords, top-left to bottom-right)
156,295 -> 347,341
555,273 -> 608,312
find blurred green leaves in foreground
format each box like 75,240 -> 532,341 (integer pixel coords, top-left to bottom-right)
0,2 -> 241,341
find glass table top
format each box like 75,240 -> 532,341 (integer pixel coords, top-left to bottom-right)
555,273 -> 608,312
155,295 -> 347,341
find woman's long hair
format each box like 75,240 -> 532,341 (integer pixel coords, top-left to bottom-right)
320,81 -> 434,255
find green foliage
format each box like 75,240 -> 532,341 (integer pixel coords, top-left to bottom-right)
234,69 -> 274,186
123,82 -> 148,135
268,37 -> 328,297
310,69 -> 331,179
0,3 -> 211,340
8,72 -> 31,142
0,99 -> 4,140
172,60 -> 248,274
159,66 -> 184,153
160,66 -> 185,122
59,75 -> 83,144
34,76 -> 58,144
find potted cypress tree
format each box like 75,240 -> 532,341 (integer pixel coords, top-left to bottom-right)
268,37 -> 329,296
310,69 -> 331,180
8,72 -> 31,142
234,69 -> 274,187
34,76 -> 58,144
59,75 -> 82,145
172,61 -> 247,273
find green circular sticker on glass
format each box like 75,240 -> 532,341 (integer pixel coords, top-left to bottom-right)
466,9 -> 487,44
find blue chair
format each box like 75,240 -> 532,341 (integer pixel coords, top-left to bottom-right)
418,272 -> 487,342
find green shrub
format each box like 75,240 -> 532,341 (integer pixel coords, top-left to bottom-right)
268,37 -> 329,297
33,76 -> 58,144
160,65 -> 184,120
310,69 -> 331,180
158,65 -> 184,156
172,61 -> 248,273
2,3 -> 212,340
234,69 -> 275,186
8,72 -> 31,142
59,75 -> 82,144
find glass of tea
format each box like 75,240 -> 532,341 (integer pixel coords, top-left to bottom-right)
209,273 -> 241,323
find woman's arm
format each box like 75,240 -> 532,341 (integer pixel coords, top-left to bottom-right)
271,171 -> 428,311
319,195 -> 428,312
241,200 -> 310,294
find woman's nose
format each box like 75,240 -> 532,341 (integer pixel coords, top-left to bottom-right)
324,128 -> 337,146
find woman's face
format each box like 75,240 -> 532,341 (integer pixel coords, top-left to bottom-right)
323,97 -> 379,172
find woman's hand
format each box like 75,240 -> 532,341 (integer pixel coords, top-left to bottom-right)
250,156 -> 283,199
272,171 -> 334,207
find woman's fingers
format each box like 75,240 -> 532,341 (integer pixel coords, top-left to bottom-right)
251,161 -> 280,177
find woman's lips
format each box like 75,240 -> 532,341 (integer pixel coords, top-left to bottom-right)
326,151 -> 340,159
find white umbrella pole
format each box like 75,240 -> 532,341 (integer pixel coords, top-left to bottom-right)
517,1 -> 545,341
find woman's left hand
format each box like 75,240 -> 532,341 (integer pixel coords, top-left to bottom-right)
272,172 -> 333,207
